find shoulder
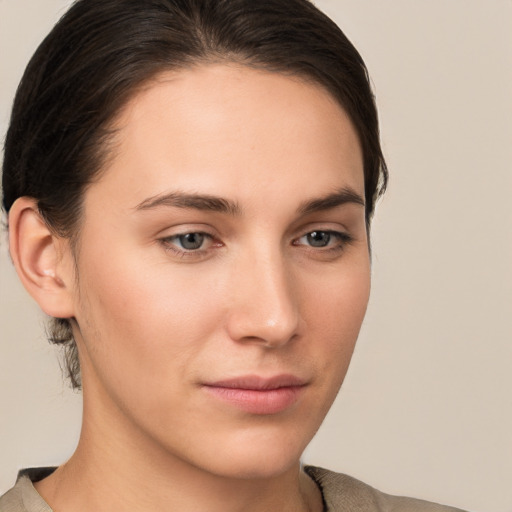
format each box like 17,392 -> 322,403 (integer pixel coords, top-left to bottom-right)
304,466 -> 469,512
0,468 -> 55,512
0,481 -> 25,512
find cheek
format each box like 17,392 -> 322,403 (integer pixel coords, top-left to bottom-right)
306,253 -> 370,324
302,258 -> 371,377
73,249 -> 225,389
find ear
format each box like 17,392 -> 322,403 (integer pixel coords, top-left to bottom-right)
8,197 -> 75,319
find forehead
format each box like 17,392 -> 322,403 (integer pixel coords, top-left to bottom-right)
88,64 -> 364,211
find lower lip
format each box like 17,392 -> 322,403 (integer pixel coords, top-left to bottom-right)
203,385 -> 304,415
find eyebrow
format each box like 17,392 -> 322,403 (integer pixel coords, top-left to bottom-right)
134,186 -> 364,217
297,187 -> 365,215
135,191 -> 242,216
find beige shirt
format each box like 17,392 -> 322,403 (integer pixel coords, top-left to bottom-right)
0,466 -> 469,512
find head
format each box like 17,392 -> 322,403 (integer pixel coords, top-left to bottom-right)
2,0 -> 386,479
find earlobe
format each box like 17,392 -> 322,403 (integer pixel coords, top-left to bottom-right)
8,197 -> 75,319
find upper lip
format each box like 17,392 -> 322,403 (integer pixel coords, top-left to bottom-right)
203,374 -> 307,390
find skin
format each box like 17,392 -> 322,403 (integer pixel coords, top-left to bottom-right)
10,64 -> 370,512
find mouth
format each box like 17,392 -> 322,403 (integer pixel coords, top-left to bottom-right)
202,375 -> 307,415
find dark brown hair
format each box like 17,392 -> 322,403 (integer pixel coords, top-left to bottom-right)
2,0 -> 387,388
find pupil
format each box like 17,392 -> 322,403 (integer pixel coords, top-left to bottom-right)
307,231 -> 330,247
179,233 -> 204,250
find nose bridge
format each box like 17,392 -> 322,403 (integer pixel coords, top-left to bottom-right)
226,243 -> 299,347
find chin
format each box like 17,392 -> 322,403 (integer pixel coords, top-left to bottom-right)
180,424 -> 313,481
206,451 -> 301,481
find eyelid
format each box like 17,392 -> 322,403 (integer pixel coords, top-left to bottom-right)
293,229 -> 352,245
154,221 -> 216,237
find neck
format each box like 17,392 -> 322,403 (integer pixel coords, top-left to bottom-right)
35,383 -> 323,512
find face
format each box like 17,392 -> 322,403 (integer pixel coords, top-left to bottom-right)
67,64 -> 370,479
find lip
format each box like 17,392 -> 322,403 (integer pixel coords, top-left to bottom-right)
202,375 -> 307,415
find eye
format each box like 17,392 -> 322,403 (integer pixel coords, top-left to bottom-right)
293,230 -> 353,254
160,231 -> 218,256
304,231 -> 333,247
172,232 -> 207,250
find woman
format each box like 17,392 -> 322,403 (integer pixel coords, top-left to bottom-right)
1,1 -> 467,511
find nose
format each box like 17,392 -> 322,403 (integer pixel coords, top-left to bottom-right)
225,249 -> 301,348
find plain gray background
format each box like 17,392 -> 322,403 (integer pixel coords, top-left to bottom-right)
1,1 -> 511,511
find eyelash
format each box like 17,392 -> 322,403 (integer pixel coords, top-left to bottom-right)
293,230 -> 353,254
159,229 -> 353,259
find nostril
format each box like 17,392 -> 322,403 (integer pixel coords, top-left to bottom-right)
226,304 -> 300,348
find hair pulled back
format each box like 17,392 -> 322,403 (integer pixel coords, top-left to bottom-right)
2,0 -> 387,388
